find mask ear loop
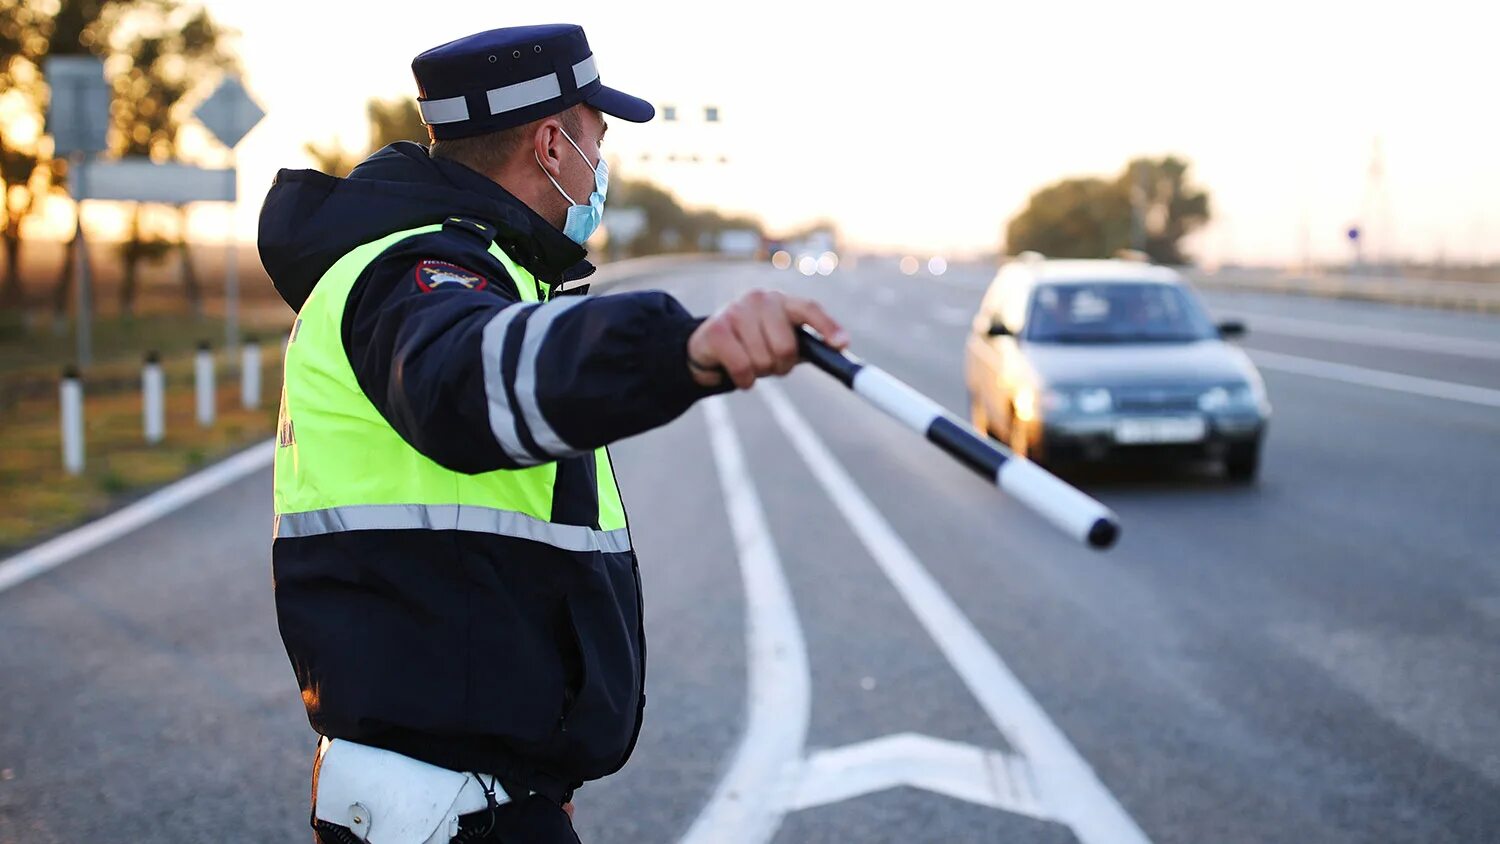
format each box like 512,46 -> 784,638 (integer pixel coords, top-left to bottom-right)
535,151 -> 579,205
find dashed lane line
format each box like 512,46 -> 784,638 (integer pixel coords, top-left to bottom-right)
1227,312 -> 1500,360
1249,349 -> 1500,409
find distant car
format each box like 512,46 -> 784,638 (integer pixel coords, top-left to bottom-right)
964,257 -> 1270,481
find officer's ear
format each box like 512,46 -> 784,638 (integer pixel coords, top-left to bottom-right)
533,118 -> 567,179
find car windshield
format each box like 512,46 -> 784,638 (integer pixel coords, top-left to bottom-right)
1024,281 -> 1217,343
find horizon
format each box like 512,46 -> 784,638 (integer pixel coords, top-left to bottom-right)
14,0 -> 1498,266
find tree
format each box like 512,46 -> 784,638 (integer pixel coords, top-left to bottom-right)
106,1 -> 238,317
0,0 -> 58,308
1006,156 -> 1210,264
0,1 -> 238,319
1122,156 -> 1210,265
304,96 -> 426,177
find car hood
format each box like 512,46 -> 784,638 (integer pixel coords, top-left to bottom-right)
1023,339 -> 1257,388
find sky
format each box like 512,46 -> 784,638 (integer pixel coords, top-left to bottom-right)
53,0 -> 1500,264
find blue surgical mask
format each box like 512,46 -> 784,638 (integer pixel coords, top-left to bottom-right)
537,128 -> 608,245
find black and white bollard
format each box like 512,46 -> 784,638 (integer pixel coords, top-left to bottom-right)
60,366 -> 84,476
241,336 -> 261,410
142,350 -> 165,444
796,328 -> 1120,549
195,341 -> 215,428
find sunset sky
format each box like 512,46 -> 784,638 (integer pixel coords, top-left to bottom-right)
44,0 -> 1500,264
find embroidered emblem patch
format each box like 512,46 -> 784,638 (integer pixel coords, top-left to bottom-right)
414,261 -> 487,293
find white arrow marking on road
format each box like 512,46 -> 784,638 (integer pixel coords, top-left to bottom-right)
758,380 -> 1153,844
681,399 -> 811,844
786,732 -> 1050,820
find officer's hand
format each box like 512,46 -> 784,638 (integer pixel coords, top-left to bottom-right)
687,289 -> 848,389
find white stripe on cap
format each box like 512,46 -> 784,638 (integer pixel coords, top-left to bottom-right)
487,73 -> 563,115
421,55 -> 602,127
572,55 -> 599,88
418,95 -> 469,125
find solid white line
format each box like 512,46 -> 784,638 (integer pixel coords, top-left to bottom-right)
0,439 -> 276,595
679,399 -> 811,844
1230,312 -> 1500,360
931,303 -> 974,326
1248,349 -> 1500,409
758,381 -> 1152,844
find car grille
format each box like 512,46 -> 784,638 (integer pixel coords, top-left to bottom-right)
1112,387 -> 1202,413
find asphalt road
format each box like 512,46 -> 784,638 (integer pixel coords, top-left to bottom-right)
2,258 -> 1498,843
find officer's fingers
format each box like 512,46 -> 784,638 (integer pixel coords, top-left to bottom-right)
729,298 -> 776,375
713,318 -> 757,389
784,297 -> 848,349
758,302 -> 799,374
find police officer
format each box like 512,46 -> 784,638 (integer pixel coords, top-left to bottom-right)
257,22 -> 845,844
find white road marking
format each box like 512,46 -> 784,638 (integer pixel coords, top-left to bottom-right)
680,399 -> 811,844
1249,349 -> 1500,409
758,380 -> 1153,844
787,733 -> 1048,820
931,303 -> 974,326
1228,312 -> 1500,360
0,439 -> 275,595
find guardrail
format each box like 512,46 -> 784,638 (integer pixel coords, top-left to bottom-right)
1187,269 -> 1500,314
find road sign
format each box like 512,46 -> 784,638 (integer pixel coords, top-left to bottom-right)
603,206 -> 648,246
193,75 -> 265,149
73,160 -> 236,203
45,56 -> 111,156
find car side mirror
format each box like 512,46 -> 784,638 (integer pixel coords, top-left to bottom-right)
987,319 -> 1011,337
1217,320 -> 1246,339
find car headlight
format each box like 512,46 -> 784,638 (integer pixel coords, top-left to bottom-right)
1075,387 -> 1113,414
1014,388 -> 1070,421
1199,384 -> 1259,412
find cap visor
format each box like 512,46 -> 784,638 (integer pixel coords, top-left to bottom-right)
585,86 -> 655,123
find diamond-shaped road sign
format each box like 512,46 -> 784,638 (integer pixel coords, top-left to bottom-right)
193,75 -> 265,150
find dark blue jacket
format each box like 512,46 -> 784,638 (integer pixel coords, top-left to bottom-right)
259,142 -> 717,796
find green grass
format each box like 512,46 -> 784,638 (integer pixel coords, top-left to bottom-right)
0,343 -> 283,551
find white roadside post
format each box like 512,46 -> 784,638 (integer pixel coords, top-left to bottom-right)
142,350 -> 165,444
195,341 -> 215,428
60,367 -> 85,475
241,336 -> 261,410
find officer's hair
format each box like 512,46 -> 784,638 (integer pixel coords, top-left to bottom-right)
429,107 -> 584,177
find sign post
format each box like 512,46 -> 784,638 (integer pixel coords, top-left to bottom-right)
45,56 -> 110,368
192,75 -> 265,352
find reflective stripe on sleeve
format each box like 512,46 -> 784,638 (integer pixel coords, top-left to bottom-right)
513,297 -> 585,458
481,303 -> 545,465
274,504 -> 631,553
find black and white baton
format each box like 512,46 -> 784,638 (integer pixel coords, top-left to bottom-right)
797,328 -> 1121,550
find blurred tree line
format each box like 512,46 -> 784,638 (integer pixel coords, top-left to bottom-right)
1006,156 -> 1210,265
0,0 -> 236,318
303,102 -> 763,259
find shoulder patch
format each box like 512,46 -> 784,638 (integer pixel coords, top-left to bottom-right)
414,260 -> 488,293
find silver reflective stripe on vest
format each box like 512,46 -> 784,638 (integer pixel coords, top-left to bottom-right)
481,302 -> 544,465
515,297 -> 585,457
275,504 -> 632,553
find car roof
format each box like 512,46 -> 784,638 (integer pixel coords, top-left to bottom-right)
1004,259 -> 1184,286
